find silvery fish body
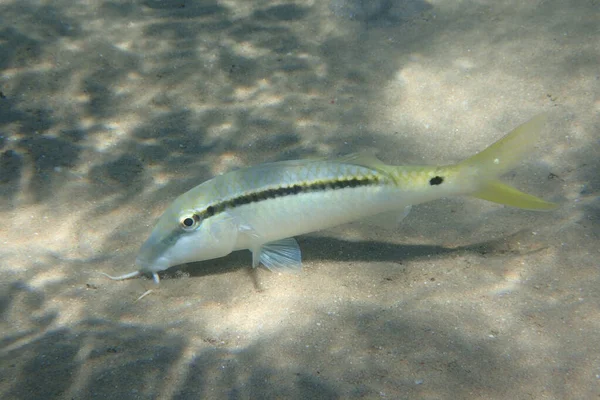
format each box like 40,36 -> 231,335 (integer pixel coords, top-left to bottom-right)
105,115 -> 556,284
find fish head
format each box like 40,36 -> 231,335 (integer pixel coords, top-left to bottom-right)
135,194 -> 238,275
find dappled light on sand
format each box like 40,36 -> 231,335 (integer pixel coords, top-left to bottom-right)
1,0 -> 599,399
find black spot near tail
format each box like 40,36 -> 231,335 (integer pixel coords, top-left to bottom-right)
429,176 -> 444,185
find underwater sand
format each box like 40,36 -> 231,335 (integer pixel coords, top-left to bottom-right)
1,0 -> 599,399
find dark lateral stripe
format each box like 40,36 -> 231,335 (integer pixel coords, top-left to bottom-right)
196,175 -> 383,220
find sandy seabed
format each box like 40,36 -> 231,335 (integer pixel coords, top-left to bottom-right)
1,0 -> 599,399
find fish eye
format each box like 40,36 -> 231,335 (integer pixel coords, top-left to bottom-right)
180,214 -> 200,231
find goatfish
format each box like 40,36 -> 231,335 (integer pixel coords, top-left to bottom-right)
104,115 -> 557,284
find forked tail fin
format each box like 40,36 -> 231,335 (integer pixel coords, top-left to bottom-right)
459,114 -> 558,211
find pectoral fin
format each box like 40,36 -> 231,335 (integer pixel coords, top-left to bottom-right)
251,237 -> 302,273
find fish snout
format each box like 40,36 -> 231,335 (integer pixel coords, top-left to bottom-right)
135,255 -> 169,274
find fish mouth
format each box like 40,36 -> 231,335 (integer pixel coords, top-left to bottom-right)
135,256 -> 169,274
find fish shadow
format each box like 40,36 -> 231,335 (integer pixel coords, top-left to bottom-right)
162,229 -> 533,281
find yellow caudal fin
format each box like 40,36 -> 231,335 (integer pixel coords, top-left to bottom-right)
472,180 -> 557,210
459,114 -> 558,211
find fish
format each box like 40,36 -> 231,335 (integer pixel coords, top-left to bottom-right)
103,114 -> 557,284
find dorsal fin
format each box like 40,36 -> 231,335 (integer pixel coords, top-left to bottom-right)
333,153 -> 387,169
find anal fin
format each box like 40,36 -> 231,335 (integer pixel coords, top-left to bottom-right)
358,205 -> 412,230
